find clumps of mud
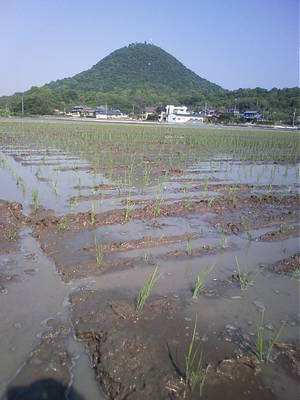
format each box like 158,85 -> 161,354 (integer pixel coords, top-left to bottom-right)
26,190 -> 299,282
32,192 -> 299,237
215,208 -> 298,236
265,253 -> 300,275
163,243 -> 234,261
258,224 -> 299,242
274,342 -> 300,378
70,289 -> 184,399
69,288 -> 278,400
0,201 -> 25,253
204,356 -> 275,400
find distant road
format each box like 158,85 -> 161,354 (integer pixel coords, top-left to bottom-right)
0,115 -> 298,132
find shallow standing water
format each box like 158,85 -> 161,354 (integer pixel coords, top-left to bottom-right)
0,119 -> 299,399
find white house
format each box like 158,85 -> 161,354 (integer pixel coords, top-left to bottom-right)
94,106 -> 128,120
163,105 -> 204,123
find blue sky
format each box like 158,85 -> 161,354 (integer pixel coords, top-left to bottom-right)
0,0 -> 299,96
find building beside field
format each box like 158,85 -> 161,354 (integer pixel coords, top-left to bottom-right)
141,106 -> 156,120
93,106 -> 128,119
71,106 -> 94,117
243,110 -> 262,121
71,105 -> 85,116
70,105 -> 128,119
160,105 -> 204,123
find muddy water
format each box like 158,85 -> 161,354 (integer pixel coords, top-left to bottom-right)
0,150 -> 113,215
0,126 -> 299,399
1,147 -> 298,217
87,237 -> 298,399
185,161 -> 299,187
0,229 -> 104,399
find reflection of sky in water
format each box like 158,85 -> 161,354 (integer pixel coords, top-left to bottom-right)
185,160 -> 299,186
0,150 -> 112,215
0,148 -> 298,216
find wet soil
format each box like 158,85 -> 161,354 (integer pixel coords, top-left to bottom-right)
71,290 -> 184,399
0,200 -> 25,254
4,321 -> 72,400
70,289 -> 278,400
266,253 -> 300,275
0,121 -> 299,399
258,224 -> 299,241
274,342 -> 300,378
26,190 -> 299,283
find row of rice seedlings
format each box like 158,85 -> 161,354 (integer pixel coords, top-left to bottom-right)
3,120 -> 299,169
136,265 -> 160,312
256,309 -> 286,362
31,187 -> 39,210
234,256 -> 263,291
184,317 -> 206,399
0,120 -> 298,215
192,263 -> 216,299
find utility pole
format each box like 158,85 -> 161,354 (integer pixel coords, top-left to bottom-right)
132,104 -> 135,116
292,107 -> 296,127
21,95 -> 24,115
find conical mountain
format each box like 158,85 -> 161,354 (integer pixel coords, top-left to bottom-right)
49,42 -> 222,96
1,42 -> 298,121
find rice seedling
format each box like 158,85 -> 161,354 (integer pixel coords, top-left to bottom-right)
31,187 -> 38,210
256,309 -> 286,363
234,256 -> 262,291
292,265 -> 300,279
246,227 -> 253,241
136,265 -> 160,312
59,216 -> 69,231
203,176 -> 209,195
279,223 -> 289,234
279,191 -> 285,201
192,263 -> 215,299
16,176 -> 22,187
143,250 -> 149,263
78,176 -> 82,191
90,201 -> 95,225
142,164 -> 151,193
256,309 -> 264,362
94,238 -> 104,270
266,321 -> 286,363
117,177 -> 122,194
184,197 -> 192,210
154,195 -> 161,217
221,232 -> 228,248
187,234 -> 193,256
125,196 -> 131,221
52,179 -> 60,196
229,185 -> 237,206
184,317 -> 206,399
6,228 -> 17,241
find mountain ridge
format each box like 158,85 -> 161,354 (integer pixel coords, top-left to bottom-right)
0,42 -> 298,123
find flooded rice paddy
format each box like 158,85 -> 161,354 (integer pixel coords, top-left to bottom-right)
0,119 -> 299,399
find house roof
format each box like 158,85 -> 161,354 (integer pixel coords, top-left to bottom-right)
144,107 -> 155,113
